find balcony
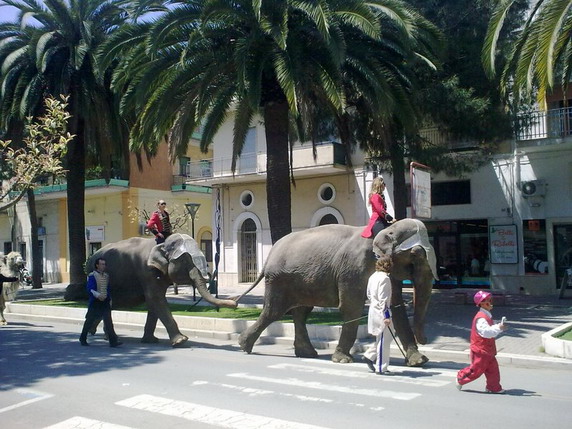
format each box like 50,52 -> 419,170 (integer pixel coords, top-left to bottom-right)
418,126 -> 478,150
515,106 -> 572,146
184,141 -> 347,185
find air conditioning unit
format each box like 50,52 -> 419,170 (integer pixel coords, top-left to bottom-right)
521,180 -> 546,198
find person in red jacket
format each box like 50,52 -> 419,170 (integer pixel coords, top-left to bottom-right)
456,291 -> 508,393
361,177 -> 394,239
147,200 -> 173,244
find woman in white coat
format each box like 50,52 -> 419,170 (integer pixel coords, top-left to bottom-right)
363,256 -> 393,375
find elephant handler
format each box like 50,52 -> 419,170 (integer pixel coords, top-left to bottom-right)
456,291 -> 507,393
147,200 -> 173,244
79,258 -> 122,347
363,256 -> 394,375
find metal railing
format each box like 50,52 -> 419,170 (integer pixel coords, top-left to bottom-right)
515,106 -> 572,141
418,127 -> 478,149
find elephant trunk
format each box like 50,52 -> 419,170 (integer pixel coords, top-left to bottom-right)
189,268 -> 237,309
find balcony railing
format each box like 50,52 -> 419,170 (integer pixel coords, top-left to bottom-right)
183,141 -> 346,181
515,106 -> 572,141
418,126 -> 478,150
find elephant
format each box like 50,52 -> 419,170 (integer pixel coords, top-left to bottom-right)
0,251 -> 25,325
83,233 -> 237,346
236,219 -> 438,366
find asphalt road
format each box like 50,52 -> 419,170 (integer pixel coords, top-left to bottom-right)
1,316 -> 571,429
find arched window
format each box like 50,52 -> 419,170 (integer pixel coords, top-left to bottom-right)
319,214 -> 339,225
239,218 -> 257,282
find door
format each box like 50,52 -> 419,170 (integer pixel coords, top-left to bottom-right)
554,224 -> 572,291
240,219 -> 258,282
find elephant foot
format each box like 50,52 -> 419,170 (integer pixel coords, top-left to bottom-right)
332,349 -> 353,363
406,349 -> 429,367
141,335 -> 160,344
238,332 -> 254,354
0,320 -> 7,326
294,345 -> 318,358
171,334 -> 188,348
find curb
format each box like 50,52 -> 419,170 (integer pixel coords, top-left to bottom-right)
541,321 -> 572,359
6,303 -> 571,369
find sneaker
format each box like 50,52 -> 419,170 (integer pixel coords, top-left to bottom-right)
486,389 -> 505,394
378,370 -> 392,376
362,357 -> 375,373
456,381 -> 463,391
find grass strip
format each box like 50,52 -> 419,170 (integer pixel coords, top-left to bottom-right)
17,299 -> 366,326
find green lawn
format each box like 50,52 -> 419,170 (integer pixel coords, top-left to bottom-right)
555,327 -> 572,341
19,299 -> 366,326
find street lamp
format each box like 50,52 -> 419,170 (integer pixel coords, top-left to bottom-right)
185,202 -> 201,239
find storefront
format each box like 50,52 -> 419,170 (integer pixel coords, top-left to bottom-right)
426,220 -> 490,288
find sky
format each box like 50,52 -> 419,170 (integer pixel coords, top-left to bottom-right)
0,4 -> 20,23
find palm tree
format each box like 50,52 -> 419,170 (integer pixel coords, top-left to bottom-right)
0,0 -> 131,292
102,0 -> 440,243
483,0 -> 571,104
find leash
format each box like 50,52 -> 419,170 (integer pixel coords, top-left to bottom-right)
388,325 -> 407,360
341,315 -> 368,324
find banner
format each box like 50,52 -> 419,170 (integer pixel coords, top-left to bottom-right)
410,163 -> 431,219
489,225 -> 518,264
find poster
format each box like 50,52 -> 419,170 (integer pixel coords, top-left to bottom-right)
411,165 -> 431,219
489,225 -> 518,264
85,226 -> 105,242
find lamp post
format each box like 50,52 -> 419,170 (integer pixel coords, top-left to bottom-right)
185,202 -> 201,239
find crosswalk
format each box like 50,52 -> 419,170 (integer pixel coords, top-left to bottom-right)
6,360 -> 456,428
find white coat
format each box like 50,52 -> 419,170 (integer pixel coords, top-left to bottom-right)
367,270 -> 392,336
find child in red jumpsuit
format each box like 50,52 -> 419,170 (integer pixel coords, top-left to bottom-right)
456,291 -> 508,393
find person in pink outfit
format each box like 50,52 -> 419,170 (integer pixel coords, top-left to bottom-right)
361,177 -> 393,239
456,291 -> 508,393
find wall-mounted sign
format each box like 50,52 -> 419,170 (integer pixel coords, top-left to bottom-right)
410,162 -> 431,219
85,226 -> 105,242
489,225 -> 518,264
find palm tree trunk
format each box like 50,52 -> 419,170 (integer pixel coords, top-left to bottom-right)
26,189 -> 43,289
390,143 -> 408,220
64,88 -> 87,298
263,100 -> 292,244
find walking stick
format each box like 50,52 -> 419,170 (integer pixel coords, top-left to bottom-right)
388,326 -> 408,362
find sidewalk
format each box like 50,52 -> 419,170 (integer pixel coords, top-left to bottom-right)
8,282 -> 572,368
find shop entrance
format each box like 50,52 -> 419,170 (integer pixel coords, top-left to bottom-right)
554,224 -> 572,293
427,220 -> 490,288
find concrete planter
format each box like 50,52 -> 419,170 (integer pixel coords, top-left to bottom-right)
541,322 -> 572,359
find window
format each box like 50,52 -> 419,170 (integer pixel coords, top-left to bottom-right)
523,220 -> 548,274
432,181 -> 471,205
89,242 -> 102,255
317,183 -> 336,204
3,242 -> 12,254
179,157 -> 190,176
240,190 -> 254,209
319,214 -> 338,225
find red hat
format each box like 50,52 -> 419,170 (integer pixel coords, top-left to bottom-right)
473,290 -> 492,306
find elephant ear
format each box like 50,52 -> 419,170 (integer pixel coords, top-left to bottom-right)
147,243 -> 168,275
164,233 -> 210,280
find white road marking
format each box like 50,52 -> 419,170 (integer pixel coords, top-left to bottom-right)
268,363 -> 450,387
191,381 -> 385,412
116,394 -> 330,429
300,359 -> 459,377
44,417 -> 134,429
226,373 -> 420,401
0,389 -> 53,414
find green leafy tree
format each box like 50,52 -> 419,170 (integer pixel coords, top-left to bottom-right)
0,96 -> 71,211
483,0 -> 572,105
0,0 -> 132,292
102,0 -> 440,243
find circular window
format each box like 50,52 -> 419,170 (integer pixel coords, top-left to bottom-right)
318,183 -> 336,204
240,190 -> 254,209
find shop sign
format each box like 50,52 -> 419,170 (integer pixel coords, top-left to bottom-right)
85,226 -> 105,242
410,162 -> 431,219
489,225 -> 518,263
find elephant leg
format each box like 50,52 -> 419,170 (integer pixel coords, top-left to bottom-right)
333,308 -> 362,364
143,291 -> 188,347
291,306 -> 318,358
141,311 -> 160,344
238,300 -> 290,354
391,279 -> 428,367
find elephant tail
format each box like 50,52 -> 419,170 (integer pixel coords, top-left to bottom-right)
232,272 -> 265,303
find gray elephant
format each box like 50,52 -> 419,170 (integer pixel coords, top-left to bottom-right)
84,233 -> 237,346
236,219 -> 437,366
